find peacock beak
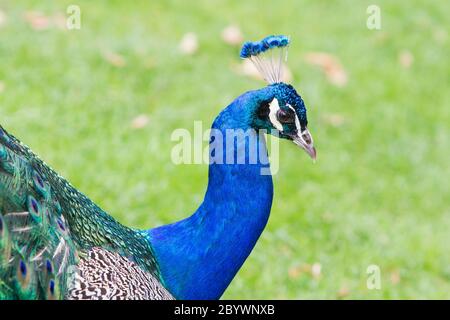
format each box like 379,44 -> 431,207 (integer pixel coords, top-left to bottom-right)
292,128 -> 316,160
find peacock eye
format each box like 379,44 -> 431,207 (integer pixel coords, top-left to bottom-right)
277,108 -> 294,124
257,100 -> 270,119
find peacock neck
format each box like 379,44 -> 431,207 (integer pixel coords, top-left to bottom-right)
147,94 -> 274,299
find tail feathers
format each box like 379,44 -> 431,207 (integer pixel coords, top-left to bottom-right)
0,208 -> 76,299
0,130 -> 79,299
0,214 -> 12,277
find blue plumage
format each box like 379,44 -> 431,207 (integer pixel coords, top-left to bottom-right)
148,89 -> 275,299
147,81 -> 314,299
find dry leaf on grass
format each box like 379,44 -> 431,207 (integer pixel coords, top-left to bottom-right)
0,9 -> 7,28
103,51 -> 126,67
288,264 -> 310,279
24,11 -> 51,30
236,59 -> 292,83
221,25 -> 243,46
288,263 -> 322,280
304,52 -> 348,87
337,286 -> 350,298
399,50 -> 414,69
322,113 -> 346,127
131,114 -> 150,129
179,32 -> 199,55
288,266 -> 301,279
24,11 -> 70,31
311,262 -> 322,279
390,271 -> 401,285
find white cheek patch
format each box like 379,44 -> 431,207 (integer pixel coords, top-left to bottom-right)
287,103 -> 301,133
269,98 -> 284,131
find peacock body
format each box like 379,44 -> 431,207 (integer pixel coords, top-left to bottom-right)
0,35 -> 315,300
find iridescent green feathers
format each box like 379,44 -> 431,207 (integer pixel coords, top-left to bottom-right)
0,125 -> 163,299
0,128 -> 78,299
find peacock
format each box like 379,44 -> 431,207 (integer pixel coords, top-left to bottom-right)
0,35 -> 316,300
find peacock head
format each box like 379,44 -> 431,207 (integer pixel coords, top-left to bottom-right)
240,35 -> 316,159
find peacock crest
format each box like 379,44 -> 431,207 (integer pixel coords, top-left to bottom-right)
240,35 -> 290,84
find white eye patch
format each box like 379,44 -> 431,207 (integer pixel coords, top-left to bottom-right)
287,103 -> 301,133
268,98 -> 284,131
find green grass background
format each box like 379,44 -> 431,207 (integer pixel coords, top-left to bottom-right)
0,0 -> 448,299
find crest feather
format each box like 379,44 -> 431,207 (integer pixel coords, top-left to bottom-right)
240,35 -> 290,84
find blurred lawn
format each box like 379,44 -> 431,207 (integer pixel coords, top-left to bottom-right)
0,0 -> 449,299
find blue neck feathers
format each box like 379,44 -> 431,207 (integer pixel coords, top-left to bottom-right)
147,92 -> 274,299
